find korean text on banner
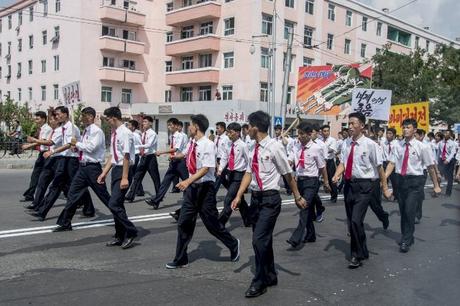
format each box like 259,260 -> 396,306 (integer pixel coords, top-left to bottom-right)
351,88 -> 392,121
388,102 -> 430,135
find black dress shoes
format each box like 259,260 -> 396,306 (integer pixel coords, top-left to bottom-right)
266,278 -> 278,287
383,216 -> 390,230
24,204 -> 36,210
170,188 -> 181,194
348,257 -> 362,269
121,236 -> 137,249
27,211 -> 45,221
400,242 -> 410,253
52,225 -> 72,232
145,199 -> 159,210
169,212 -> 179,221
286,240 -> 299,248
106,238 -> 123,247
230,239 -> 240,262
302,238 -> 316,243
20,197 -> 33,203
245,284 -> 267,298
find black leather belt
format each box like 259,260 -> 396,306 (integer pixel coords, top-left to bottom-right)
251,190 -> 280,197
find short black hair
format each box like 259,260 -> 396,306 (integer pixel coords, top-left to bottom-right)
341,128 -> 349,133
349,112 -> 366,125
248,111 -> 270,133
191,114 -> 209,133
274,124 -> 282,131
402,118 -> 417,128
55,106 -> 69,116
242,123 -> 249,130
227,122 -> 242,132
311,124 -> 321,132
416,129 -> 426,136
297,121 -> 313,133
427,132 -> 435,138
178,121 -> 183,127
321,125 -> 330,131
103,107 -> 122,120
34,111 -> 47,120
129,120 -> 139,129
216,122 -> 226,130
143,116 -> 154,123
167,117 -> 179,125
435,132 -> 444,140
81,107 -> 96,118
386,128 -> 396,135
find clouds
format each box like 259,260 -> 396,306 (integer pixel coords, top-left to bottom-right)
357,0 -> 460,40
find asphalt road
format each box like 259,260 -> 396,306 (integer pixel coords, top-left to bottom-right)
0,169 -> 459,306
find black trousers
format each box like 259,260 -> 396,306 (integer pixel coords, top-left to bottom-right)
369,179 -> 389,223
397,175 -> 425,245
248,190 -> 281,288
214,159 -> 230,192
126,154 -> 161,200
289,177 -> 320,245
218,171 -> 249,226
36,157 -> 94,218
384,161 -> 399,200
313,193 -> 324,216
173,181 -> 238,265
23,152 -> 45,200
416,171 -> 428,220
442,159 -> 456,195
344,179 -> 378,260
129,154 -> 144,195
150,159 -> 189,205
31,157 -> 58,209
326,159 -> 338,200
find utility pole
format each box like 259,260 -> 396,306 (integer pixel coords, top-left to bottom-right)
280,27 -> 294,130
270,0 -> 277,137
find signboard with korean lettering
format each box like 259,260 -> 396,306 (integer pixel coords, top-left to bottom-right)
351,88 -> 392,121
62,81 -> 81,106
388,101 -> 430,135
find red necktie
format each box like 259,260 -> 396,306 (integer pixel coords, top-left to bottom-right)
297,146 -> 306,169
140,132 -> 146,156
79,129 -> 87,161
251,143 -> 263,190
216,136 -> 220,149
186,141 -> 197,174
47,130 -> 54,150
344,142 -> 356,180
388,142 -> 391,154
441,141 -> 447,161
112,130 -> 118,163
401,143 -> 410,176
228,143 -> 235,171
61,126 -> 66,139
35,127 -> 41,151
170,135 -> 175,158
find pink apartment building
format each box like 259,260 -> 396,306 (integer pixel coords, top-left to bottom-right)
1,0 -> 458,144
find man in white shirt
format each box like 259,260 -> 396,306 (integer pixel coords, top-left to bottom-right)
311,125 -> 327,222
21,111 -> 53,202
385,118 -> 441,253
231,111 -> 306,298
274,124 -> 294,195
146,117 -> 189,210
127,120 -> 145,197
166,114 -> 240,270
214,121 -> 231,191
382,128 -> 399,201
242,123 -> 254,149
321,125 -> 338,202
170,121 -> 187,194
438,129 -> 457,196
332,112 -> 391,269
217,122 -> 250,226
126,116 -> 161,202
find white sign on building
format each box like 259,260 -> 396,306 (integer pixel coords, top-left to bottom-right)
62,81 -> 82,106
351,88 -> 392,121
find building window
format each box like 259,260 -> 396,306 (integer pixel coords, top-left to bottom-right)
282,53 -> 295,72
425,40 -> 430,51
305,0 -> 314,14
41,86 -> 46,101
18,88 -> 22,101
222,85 -> 233,100
287,86 -> 294,105
376,22 -> 382,36
41,60 -> 46,73
224,17 -> 235,36
29,35 -> 33,49
18,39 -> 22,52
53,84 -> 59,100
327,34 -> 334,50
260,82 -> 268,102
303,26 -> 313,47
180,87 -> 193,102
261,47 -> 270,69
17,62 -> 22,78
328,4 -> 335,21
53,55 -> 59,71
101,86 -> 112,102
284,20 -> 294,40
0,19 -> 2,33
29,6 -> 33,22
55,0 -> 61,13
103,57 -> 115,67
8,15 -> 12,29
122,60 -> 135,70
102,26 -> 115,37
285,0 -> 294,8
165,61 -> 172,72
344,39 -> 351,54
18,11 -> 23,26
303,57 -> 313,66
181,25 -> 194,39
362,16 -> 368,31
121,30 -> 135,41
387,26 -> 411,46
199,54 -> 212,68
166,2 -> 173,12
360,43 -> 367,58
122,89 -> 132,104
223,52 -> 234,68
415,36 -> 420,48
181,56 -> 194,70
28,87 -> 32,100
165,90 -> 171,102
199,86 -> 212,101
200,21 -> 213,35
166,32 -> 173,42
43,0 -> 48,16
183,0 -> 192,7
262,14 -> 273,35
28,60 -> 32,74
346,10 -> 352,26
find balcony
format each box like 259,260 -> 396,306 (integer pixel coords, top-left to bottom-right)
166,35 -> 220,56
100,4 -> 146,26
99,36 -> 145,55
99,67 -> 145,83
166,1 -> 221,27
165,68 -> 219,86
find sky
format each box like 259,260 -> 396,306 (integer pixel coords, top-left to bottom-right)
0,0 -> 458,40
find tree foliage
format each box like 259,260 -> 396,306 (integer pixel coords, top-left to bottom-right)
0,97 -> 35,139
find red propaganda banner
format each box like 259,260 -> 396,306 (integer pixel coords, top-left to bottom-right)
388,102 -> 430,135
